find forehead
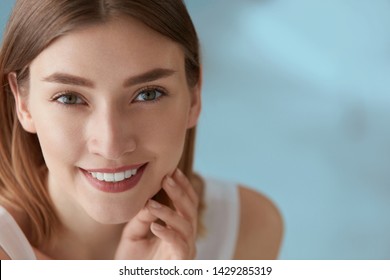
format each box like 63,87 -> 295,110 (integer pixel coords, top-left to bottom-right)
29,16 -> 185,80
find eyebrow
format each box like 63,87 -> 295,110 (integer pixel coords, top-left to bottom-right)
42,68 -> 177,88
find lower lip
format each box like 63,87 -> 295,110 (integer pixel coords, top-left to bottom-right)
81,164 -> 147,193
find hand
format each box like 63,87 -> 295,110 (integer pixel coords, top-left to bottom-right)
114,168 -> 199,259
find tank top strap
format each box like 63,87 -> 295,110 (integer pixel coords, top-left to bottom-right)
0,205 -> 36,259
195,177 -> 240,259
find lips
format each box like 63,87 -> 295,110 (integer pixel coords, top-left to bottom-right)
80,163 -> 147,193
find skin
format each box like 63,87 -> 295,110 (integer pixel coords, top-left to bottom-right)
234,186 -> 284,259
2,16 -> 283,260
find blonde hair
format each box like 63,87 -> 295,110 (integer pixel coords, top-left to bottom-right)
0,0 -> 201,247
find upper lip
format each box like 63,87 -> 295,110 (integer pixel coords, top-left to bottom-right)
81,163 -> 146,173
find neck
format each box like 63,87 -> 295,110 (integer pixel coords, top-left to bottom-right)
43,174 -> 126,260
42,204 -> 125,260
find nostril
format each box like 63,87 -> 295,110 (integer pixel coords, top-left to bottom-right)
87,135 -> 137,160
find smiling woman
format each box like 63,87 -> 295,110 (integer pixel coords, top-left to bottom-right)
0,0 -> 283,260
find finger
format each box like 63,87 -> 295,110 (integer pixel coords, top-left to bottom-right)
121,206 -> 158,240
150,222 -> 193,259
147,199 -> 194,242
162,175 -> 198,230
173,168 -> 199,206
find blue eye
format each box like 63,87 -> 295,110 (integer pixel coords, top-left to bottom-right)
55,93 -> 84,105
134,88 -> 164,102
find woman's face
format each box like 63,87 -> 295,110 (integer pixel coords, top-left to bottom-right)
11,16 -> 201,224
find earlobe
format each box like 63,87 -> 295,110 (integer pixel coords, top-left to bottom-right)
8,73 -> 37,134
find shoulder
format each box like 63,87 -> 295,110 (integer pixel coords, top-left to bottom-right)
234,185 -> 284,259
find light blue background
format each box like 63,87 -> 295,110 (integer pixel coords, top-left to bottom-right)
1,0 -> 390,259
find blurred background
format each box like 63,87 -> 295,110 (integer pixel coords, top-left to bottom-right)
1,0 -> 390,259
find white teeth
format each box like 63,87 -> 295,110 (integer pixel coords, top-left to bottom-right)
125,170 -> 132,179
89,168 -> 138,182
114,172 -> 125,181
104,173 -> 114,182
97,173 -> 104,180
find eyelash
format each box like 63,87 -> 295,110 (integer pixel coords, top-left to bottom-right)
50,86 -> 168,108
133,86 -> 167,104
50,91 -> 85,108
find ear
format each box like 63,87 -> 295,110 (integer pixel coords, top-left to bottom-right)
8,73 -> 37,133
186,70 -> 202,129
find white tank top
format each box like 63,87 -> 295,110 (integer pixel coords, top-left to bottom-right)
195,178 -> 240,259
0,178 -> 240,260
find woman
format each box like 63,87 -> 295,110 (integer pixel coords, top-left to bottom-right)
0,0 -> 283,260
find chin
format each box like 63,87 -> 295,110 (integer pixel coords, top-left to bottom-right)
94,216 -> 130,225
91,212 -> 136,225
84,202 -> 142,225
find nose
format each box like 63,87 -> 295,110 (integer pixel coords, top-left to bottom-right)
87,105 -> 137,160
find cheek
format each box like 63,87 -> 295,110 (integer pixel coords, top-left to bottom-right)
31,108 -> 85,168
136,102 -> 189,167
158,117 -> 187,162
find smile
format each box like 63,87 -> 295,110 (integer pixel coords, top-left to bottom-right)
89,168 -> 138,183
80,163 -> 147,193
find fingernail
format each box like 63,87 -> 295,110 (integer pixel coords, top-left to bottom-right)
148,199 -> 161,209
166,176 -> 175,187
